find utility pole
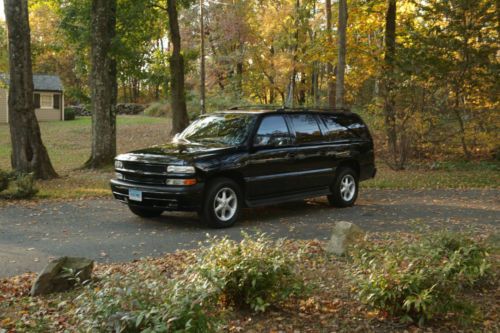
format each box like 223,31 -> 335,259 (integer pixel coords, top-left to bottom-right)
200,0 -> 206,114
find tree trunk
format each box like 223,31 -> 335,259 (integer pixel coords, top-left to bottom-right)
199,0 -> 206,114
167,0 -> 189,135
85,0 -> 117,169
383,0 -> 398,168
236,61 -> 243,98
335,0 -> 348,109
5,0 -> 57,179
325,0 -> 335,108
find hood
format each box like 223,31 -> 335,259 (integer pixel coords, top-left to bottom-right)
116,142 -> 239,165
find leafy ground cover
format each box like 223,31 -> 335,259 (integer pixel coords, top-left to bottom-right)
0,232 -> 498,333
0,116 -> 498,201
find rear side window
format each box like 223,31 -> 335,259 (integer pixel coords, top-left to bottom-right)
336,114 -> 371,140
254,115 -> 292,147
288,114 -> 323,144
319,114 -> 371,141
319,115 -> 353,141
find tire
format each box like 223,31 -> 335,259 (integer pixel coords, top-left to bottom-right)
327,167 -> 359,207
128,205 -> 163,218
200,177 -> 242,228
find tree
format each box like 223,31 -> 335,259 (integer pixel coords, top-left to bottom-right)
382,0 -> 400,167
4,0 -> 58,179
325,0 -> 335,107
84,0 -> 117,168
335,0 -> 347,109
167,0 -> 190,135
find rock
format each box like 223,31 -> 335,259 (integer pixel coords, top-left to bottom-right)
30,257 -> 94,296
325,221 -> 365,256
116,103 -> 147,115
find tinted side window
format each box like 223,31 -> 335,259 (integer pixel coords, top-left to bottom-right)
336,115 -> 370,140
288,114 -> 323,144
254,115 -> 292,147
320,115 -> 352,141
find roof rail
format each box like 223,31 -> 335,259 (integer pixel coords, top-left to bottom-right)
228,105 -> 283,110
277,106 -> 351,113
228,105 -> 351,113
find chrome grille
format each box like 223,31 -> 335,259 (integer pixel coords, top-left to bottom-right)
121,161 -> 166,175
123,173 -> 165,185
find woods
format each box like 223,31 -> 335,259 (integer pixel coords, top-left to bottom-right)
0,0 -> 498,172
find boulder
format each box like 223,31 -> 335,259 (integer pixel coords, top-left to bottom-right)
325,221 -> 365,256
30,257 -> 94,296
116,103 -> 146,115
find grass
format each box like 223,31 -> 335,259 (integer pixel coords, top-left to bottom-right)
363,162 -> 499,190
0,116 -> 498,200
0,116 -> 171,199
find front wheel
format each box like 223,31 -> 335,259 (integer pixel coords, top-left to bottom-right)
327,167 -> 359,207
200,178 -> 242,228
128,205 -> 163,218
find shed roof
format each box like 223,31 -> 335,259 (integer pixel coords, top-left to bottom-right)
0,74 -> 63,92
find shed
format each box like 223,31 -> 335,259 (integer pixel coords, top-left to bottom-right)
0,74 -> 64,123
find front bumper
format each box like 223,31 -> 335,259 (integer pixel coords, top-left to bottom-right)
110,179 -> 204,211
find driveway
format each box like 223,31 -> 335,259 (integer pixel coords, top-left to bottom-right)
0,189 -> 498,277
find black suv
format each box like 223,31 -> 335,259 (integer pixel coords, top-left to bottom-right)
111,108 -> 376,227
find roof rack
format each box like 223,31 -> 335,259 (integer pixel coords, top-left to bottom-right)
228,105 -> 351,113
228,105 -> 283,110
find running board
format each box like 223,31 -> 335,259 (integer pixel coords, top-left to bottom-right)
245,188 -> 331,208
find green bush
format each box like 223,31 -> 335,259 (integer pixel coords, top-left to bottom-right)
144,101 -> 171,118
75,264 -> 218,333
13,173 -> 38,199
192,233 -> 304,312
0,169 -> 10,192
64,108 -> 76,120
0,172 -> 38,199
74,234 -> 303,332
351,231 -> 493,325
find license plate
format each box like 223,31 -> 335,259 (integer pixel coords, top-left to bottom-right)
129,189 -> 142,202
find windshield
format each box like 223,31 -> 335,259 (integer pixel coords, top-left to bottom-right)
177,113 -> 257,146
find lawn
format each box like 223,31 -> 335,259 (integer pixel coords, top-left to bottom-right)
0,116 -> 171,199
0,116 -> 498,200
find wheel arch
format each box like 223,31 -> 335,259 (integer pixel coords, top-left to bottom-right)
205,170 -> 246,198
337,159 -> 360,177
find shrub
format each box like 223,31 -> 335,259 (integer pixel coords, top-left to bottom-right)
0,172 -> 38,199
192,233 -> 304,312
0,169 -> 10,192
351,231 -> 493,325
144,101 -> 171,117
74,234 -> 303,332
9,173 -> 38,199
64,107 -> 76,120
75,264 -> 218,333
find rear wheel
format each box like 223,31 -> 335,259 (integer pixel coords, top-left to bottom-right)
200,178 -> 242,228
128,205 -> 163,218
327,167 -> 359,207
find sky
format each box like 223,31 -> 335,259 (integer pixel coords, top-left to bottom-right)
0,2 -> 4,20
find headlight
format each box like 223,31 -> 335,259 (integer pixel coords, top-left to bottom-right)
166,178 -> 197,186
167,165 -> 195,174
115,160 -> 124,169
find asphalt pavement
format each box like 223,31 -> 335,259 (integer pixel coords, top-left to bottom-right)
0,188 -> 498,277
